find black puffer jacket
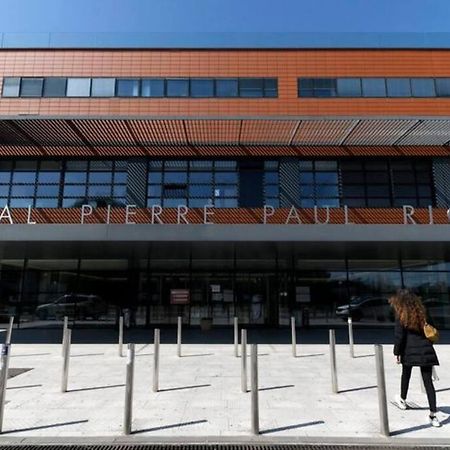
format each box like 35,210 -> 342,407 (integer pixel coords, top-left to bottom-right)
393,318 -> 439,366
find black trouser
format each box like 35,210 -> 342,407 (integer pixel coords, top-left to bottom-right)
401,365 -> 437,413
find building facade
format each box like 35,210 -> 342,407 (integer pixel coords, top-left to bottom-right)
1,42 -> 450,328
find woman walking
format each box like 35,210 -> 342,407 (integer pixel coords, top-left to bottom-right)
390,289 -> 441,427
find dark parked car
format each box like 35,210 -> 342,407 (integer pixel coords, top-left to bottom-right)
35,294 -> 107,320
336,296 -> 394,322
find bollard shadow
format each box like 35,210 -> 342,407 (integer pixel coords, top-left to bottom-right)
296,353 -> 324,358
132,419 -> 208,434
259,384 -> 294,392
437,387 -> 450,393
0,419 -> 89,434
158,384 -> 211,392
261,420 -> 325,434
339,385 -> 377,394
354,354 -> 375,359
181,353 -> 214,358
7,384 -> 42,390
11,353 -> 51,358
391,414 -> 450,435
67,383 -> 124,393
71,353 -> 104,357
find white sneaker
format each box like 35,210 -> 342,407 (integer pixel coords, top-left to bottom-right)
395,394 -> 408,410
429,415 -> 441,427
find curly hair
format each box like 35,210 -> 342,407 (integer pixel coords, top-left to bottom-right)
389,289 -> 427,332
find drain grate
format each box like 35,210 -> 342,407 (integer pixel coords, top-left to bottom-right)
0,444 -> 446,450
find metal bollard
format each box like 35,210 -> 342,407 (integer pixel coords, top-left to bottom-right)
348,316 -> 354,358
234,317 -> 239,357
329,329 -> 338,394
123,343 -> 135,435
61,329 -> 71,393
0,344 -> 11,433
375,344 -> 390,437
153,328 -> 160,392
5,317 -> 13,346
118,316 -> 124,357
291,316 -> 297,357
241,329 -> 247,393
61,316 -> 68,357
177,316 -> 182,357
251,344 -> 259,435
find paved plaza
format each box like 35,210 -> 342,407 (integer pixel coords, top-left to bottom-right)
1,335 -> 450,442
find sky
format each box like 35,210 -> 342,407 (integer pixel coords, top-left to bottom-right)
0,0 -> 449,33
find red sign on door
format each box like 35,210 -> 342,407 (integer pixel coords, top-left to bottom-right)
170,289 -> 190,304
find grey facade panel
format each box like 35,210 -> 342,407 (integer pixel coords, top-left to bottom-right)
433,158 -> 450,207
279,158 -> 299,207
126,159 -> 147,207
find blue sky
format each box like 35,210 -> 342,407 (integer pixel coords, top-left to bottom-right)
0,0 -> 449,33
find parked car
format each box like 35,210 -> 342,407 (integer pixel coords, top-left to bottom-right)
336,295 -> 394,322
35,294 -> 107,320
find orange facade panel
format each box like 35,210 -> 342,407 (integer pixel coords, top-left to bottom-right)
1,49 -> 450,118
4,207 -> 450,225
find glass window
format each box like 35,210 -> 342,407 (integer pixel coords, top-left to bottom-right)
239,78 -> 264,97
141,79 -> 164,97
298,78 -> 314,97
64,172 -> 87,183
166,79 -> 189,97
190,79 -> 214,97
216,79 -> 238,97
12,172 -> 36,183
435,78 -> 450,97
88,185 -> 111,196
2,78 -> 20,97
36,185 -> 59,196
411,78 -> 436,97
190,185 -> 213,196
362,78 -> 387,97
89,172 -> 112,183
314,78 -> 337,97
11,185 -> 35,196
66,78 -> 91,97
116,79 -> 140,97
63,185 -> 86,196
164,172 -> 188,183
264,79 -> 278,97
91,78 -> 115,97
35,198 -> 58,208
20,78 -> 44,97
190,172 -> 212,183
43,78 -> 67,97
215,172 -> 238,183
337,78 -> 362,97
386,78 -> 411,97
38,172 -> 60,183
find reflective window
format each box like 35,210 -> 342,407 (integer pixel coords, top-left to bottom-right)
43,78 -> 67,97
91,78 -> 115,97
239,78 -> 264,97
191,79 -> 214,97
216,79 -> 238,97
435,78 -> 450,97
20,78 -> 44,97
362,78 -> 386,97
141,79 -> 164,97
411,78 -> 436,97
337,78 -> 361,97
66,78 -> 91,97
166,79 -> 189,97
298,78 -> 337,97
2,78 -> 20,97
386,78 -> 411,97
116,79 -> 140,97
